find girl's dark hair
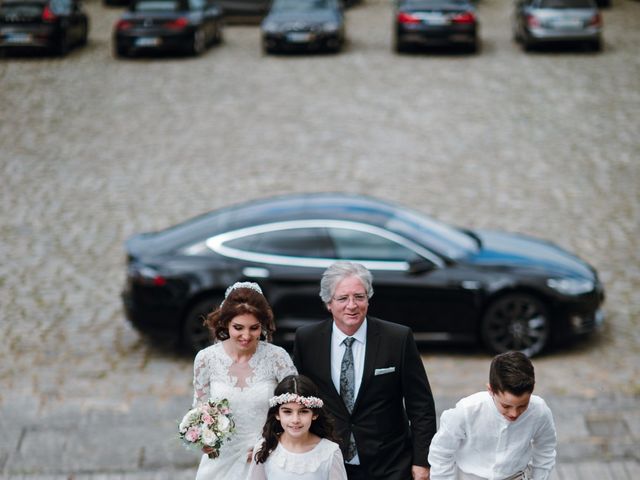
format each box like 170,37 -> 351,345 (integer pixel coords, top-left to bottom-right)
489,351 -> 535,395
204,287 -> 276,341
254,375 -> 339,464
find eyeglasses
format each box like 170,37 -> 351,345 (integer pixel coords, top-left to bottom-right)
332,294 -> 368,305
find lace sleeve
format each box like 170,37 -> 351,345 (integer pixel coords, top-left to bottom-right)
329,445 -> 348,480
271,345 -> 298,382
192,349 -> 210,407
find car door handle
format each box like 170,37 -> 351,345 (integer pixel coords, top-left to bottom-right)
242,267 -> 270,278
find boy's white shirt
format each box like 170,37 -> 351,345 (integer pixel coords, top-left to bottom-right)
428,391 -> 557,480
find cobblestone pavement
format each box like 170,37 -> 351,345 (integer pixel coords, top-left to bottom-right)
1,0 -> 639,476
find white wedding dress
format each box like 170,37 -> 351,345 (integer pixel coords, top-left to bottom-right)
192,341 -> 297,480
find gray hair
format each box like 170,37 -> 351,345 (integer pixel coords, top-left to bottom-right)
319,261 -> 374,304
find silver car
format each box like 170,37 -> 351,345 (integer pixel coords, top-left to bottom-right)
513,0 -> 602,51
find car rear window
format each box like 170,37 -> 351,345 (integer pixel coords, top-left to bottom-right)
538,0 -> 594,8
133,0 -> 182,12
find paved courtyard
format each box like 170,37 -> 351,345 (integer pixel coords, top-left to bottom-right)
0,0 -> 639,477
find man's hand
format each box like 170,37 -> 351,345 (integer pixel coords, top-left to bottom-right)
412,465 -> 430,480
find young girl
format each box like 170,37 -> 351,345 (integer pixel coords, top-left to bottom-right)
247,375 -> 348,480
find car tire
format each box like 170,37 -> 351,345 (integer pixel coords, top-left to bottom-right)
182,298 -> 221,353
480,293 -> 550,357
213,24 -> 223,44
191,28 -> 206,55
114,44 -> 128,58
55,33 -> 69,56
589,39 -> 602,52
394,34 -> 406,53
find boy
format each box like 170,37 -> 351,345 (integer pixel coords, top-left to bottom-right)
428,351 -> 556,480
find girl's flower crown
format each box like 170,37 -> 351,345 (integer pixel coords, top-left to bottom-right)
269,393 -> 324,409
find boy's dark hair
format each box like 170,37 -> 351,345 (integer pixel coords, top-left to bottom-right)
489,351 -> 535,395
254,375 -> 339,464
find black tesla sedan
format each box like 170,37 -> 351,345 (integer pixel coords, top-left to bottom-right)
394,0 -> 479,53
122,193 -> 604,357
113,0 -> 223,57
261,0 -> 345,54
0,0 -> 88,55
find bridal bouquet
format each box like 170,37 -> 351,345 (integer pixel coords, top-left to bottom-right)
179,398 -> 235,459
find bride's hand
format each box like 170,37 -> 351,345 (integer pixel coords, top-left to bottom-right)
246,448 -> 254,463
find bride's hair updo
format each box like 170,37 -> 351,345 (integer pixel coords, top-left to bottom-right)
204,286 -> 276,341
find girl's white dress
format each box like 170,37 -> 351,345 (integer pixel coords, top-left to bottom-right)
247,438 -> 348,480
192,341 -> 297,480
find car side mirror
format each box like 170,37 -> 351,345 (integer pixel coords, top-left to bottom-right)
408,258 -> 436,275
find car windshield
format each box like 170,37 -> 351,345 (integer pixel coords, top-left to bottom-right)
133,0 -> 182,12
387,209 -> 478,259
271,0 -> 331,12
538,0 -> 594,8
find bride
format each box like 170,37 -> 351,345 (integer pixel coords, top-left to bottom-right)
192,282 -> 297,480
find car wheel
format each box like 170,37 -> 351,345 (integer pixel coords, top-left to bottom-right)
213,24 -> 223,44
182,298 -> 221,353
191,28 -> 206,55
55,32 -> 69,56
481,293 -> 550,357
589,39 -> 602,52
394,34 -> 406,53
114,44 -> 128,58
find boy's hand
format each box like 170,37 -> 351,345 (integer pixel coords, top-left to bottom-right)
412,465 -> 430,480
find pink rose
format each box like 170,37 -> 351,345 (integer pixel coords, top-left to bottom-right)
185,427 -> 201,443
202,412 -> 214,425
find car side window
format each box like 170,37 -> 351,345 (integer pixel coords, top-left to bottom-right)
224,228 -> 335,258
329,228 -> 419,262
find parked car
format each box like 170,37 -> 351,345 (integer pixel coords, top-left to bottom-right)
512,0 -> 602,51
261,0 -> 345,53
121,193 -> 605,357
394,0 -> 479,53
0,0 -> 88,55
113,0 -> 223,57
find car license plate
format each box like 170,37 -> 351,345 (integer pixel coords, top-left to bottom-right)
5,33 -> 33,44
135,37 -> 161,47
553,18 -> 582,29
287,32 -> 312,43
417,13 -> 449,25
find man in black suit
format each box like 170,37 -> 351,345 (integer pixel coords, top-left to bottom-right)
293,261 -> 437,480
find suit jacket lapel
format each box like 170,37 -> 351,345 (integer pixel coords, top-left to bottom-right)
353,317 -> 380,413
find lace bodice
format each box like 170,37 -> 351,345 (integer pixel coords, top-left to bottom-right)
192,341 -> 297,480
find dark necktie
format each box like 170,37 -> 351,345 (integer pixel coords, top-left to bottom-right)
340,337 -> 357,460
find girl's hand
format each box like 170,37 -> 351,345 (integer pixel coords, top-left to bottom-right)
202,446 -> 214,455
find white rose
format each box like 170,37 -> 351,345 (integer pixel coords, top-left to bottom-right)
179,408 -> 200,432
217,415 -> 231,433
201,427 -> 218,447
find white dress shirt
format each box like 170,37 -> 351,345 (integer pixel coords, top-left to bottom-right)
428,391 -> 557,480
330,319 -> 367,465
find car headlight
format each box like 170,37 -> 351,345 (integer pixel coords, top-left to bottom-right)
546,278 -> 594,295
262,22 -> 280,33
322,22 -> 339,32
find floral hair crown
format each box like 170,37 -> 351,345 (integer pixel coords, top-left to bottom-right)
220,281 -> 263,307
269,393 -> 324,409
